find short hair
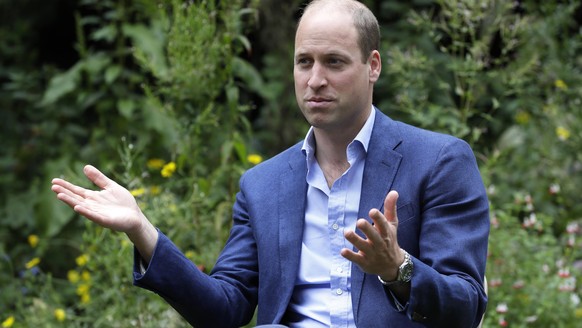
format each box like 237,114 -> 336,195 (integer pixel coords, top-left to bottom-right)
299,0 -> 380,63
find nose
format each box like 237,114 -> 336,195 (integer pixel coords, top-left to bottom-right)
307,63 -> 327,89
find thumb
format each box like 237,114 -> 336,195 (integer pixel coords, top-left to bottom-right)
383,190 -> 399,225
84,165 -> 115,190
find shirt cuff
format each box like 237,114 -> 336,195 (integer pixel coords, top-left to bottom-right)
388,289 -> 409,312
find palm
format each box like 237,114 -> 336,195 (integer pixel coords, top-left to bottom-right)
51,165 -> 144,234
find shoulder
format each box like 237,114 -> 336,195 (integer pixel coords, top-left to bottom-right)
373,110 -> 472,156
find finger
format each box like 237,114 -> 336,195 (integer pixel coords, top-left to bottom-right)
73,203 -> 109,225
340,247 -> 364,265
84,165 -> 115,190
383,190 -> 399,225
55,191 -> 84,209
344,222 -> 378,253
368,208 -> 390,237
51,178 -> 91,199
355,217 -> 385,246
52,185 -> 85,206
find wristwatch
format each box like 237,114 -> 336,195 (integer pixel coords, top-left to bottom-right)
378,249 -> 413,286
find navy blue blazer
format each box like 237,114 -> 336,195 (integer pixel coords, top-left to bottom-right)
134,109 -> 490,328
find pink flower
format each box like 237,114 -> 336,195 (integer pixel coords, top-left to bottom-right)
558,277 -> 576,292
548,184 -> 560,195
558,268 -> 570,278
496,303 -> 508,314
491,216 -> 500,229
566,223 -> 579,235
512,280 -> 525,289
489,278 -> 502,288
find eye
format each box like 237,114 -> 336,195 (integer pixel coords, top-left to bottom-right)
295,57 -> 312,67
328,58 -> 341,65
326,57 -> 345,68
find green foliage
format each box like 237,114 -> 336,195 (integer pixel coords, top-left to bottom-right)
1,0 -> 582,326
1,0 -> 260,326
483,193 -> 582,326
378,0 -> 525,148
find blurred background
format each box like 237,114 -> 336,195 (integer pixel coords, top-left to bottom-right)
1,0 -> 581,326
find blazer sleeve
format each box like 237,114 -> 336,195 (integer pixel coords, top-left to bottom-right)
132,186 -> 260,328
404,138 -> 490,328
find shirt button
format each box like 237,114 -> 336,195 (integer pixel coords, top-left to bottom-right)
332,223 -> 339,230
336,288 -> 343,295
336,267 -> 343,273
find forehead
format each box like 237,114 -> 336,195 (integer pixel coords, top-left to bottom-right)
294,9 -> 359,56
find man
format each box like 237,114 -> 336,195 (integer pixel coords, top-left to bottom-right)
51,0 -> 489,327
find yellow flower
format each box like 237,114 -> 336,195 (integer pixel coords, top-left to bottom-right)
1,316 -> 14,328
575,307 -> 582,318
54,308 -> 66,322
75,254 -> 89,267
130,187 -> 146,197
25,257 -> 40,269
121,239 -> 130,248
28,234 -> 39,248
80,293 -> 91,304
514,111 -> 530,125
556,126 -> 571,141
67,270 -> 80,284
150,185 -> 161,195
555,79 -> 568,90
81,270 -> 91,282
185,250 -> 195,260
147,158 -> 166,170
247,154 -> 263,165
76,283 -> 90,296
161,162 -> 176,178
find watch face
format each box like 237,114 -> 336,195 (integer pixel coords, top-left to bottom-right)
399,253 -> 413,282
400,264 -> 413,282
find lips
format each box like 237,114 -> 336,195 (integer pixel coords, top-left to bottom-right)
307,97 -> 332,102
305,97 -> 334,107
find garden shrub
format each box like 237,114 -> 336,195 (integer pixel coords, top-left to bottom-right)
1,0 -> 260,326
1,0 -> 581,327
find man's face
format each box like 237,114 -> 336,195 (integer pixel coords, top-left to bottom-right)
294,8 -> 379,135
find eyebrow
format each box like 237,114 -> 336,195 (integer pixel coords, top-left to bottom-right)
294,49 -> 350,58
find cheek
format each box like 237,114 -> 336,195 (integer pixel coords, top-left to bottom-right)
294,70 -> 307,88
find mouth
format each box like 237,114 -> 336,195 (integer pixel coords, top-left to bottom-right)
305,97 -> 334,107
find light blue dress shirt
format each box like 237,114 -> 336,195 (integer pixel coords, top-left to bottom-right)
287,108 -> 375,328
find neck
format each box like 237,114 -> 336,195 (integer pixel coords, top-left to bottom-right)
313,122 -> 362,188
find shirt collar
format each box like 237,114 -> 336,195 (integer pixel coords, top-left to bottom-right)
301,106 -> 376,160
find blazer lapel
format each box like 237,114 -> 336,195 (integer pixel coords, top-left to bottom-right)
275,148 -> 308,321
352,109 -> 403,320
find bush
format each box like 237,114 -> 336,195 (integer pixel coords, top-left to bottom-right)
1,0 -> 581,326
0,0 -> 260,326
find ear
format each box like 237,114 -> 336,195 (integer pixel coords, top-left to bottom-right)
368,50 -> 382,83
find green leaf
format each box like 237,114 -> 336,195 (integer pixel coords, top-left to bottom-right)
105,65 -> 122,84
123,23 -> 168,78
39,64 -> 82,105
83,54 -> 111,74
117,99 -> 136,118
232,57 -> 273,98
91,25 -> 117,42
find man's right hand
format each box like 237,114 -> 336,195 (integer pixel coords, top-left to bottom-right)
51,164 -> 158,262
